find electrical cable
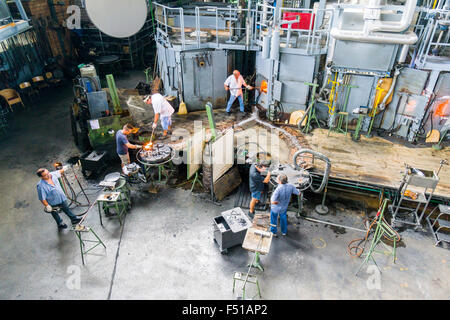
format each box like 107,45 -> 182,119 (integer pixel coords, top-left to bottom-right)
59,167 -> 103,215
347,197 -> 401,257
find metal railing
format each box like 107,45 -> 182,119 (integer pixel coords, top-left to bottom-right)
154,2 -> 258,50
153,2 -> 333,55
193,5 -> 257,48
415,10 -> 450,67
254,3 -> 333,54
154,3 -> 186,49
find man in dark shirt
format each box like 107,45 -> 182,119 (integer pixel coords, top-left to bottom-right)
248,162 -> 271,218
116,123 -> 141,167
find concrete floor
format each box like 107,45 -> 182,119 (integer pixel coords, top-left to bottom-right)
0,71 -> 449,300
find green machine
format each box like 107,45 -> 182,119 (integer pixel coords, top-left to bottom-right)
87,115 -> 122,149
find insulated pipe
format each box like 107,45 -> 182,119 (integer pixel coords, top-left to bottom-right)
262,35 -> 270,59
262,0 -> 268,25
293,149 -> 331,194
368,0 -> 417,33
330,28 -> 418,44
398,44 -> 409,63
270,27 -> 280,60
379,67 -> 401,111
245,16 -> 252,47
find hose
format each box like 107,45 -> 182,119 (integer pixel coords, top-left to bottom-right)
60,169 -> 103,215
292,149 -> 331,193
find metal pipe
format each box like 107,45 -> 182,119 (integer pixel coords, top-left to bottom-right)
246,16 -> 252,48
262,35 -> 270,59
330,28 -> 418,45
369,0 -> 417,33
398,44 -> 409,63
262,0 -> 268,25
269,27 -> 280,60
300,216 -> 366,233
293,149 -> 331,194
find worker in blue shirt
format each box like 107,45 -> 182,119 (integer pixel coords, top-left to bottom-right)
36,167 -> 82,229
116,123 -> 141,167
248,162 -> 271,218
270,173 -> 300,236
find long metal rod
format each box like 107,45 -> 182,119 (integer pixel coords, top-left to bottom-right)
300,216 -> 366,233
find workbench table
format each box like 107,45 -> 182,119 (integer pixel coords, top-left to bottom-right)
97,191 -> 129,226
242,213 -> 273,271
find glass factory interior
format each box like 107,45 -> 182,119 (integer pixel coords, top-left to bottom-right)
0,0 -> 449,300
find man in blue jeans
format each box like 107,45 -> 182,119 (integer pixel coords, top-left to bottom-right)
248,162 -> 271,218
224,70 -> 253,114
144,93 -> 175,138
270,173 -> 300,237
36,167 -> 82,229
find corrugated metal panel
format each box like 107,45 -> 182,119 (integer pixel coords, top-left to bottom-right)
395,68 -> 429,95
333,41 -> 397,72
278,53 -> 315,109
435,72 -> 450,98
182,49 -> 227,111
255,52 -> 271,80
345,75 -> 375,122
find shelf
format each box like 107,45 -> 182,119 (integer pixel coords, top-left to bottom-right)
435,232 -> 450,243
401,192 -> 428,204
429,218 -> 450,229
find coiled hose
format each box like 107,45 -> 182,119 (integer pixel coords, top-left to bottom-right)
292,149 -> 331,193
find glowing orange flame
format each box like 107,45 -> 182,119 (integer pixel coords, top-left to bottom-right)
143,141 -> 153,151
261,80 -> 268,94
435,99 -> 449,117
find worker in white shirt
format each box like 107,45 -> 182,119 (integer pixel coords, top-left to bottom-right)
224,70 -> 253,114
144,93 -> 175,138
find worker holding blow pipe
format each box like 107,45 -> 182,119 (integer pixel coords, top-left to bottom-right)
224,70 -> 253,114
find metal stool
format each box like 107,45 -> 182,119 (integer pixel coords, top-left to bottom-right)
352,113 -> 368,141
233,272 -> 262,300
72,224 -> 106,265
328,111 -> 349,136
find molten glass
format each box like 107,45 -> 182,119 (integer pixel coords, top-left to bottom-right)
143,142 -> 153,151
260,80 -> 268,93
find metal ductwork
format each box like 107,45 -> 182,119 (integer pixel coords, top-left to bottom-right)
330,0 -> 418,45
368,0 -> 417,33
330,28 -> 418,44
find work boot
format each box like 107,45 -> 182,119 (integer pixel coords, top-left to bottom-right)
71,217 -> 82,225
58,223 -> 67,229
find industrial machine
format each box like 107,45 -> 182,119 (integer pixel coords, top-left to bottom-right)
70,64 -> 134,166
151,0 -> 449,144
